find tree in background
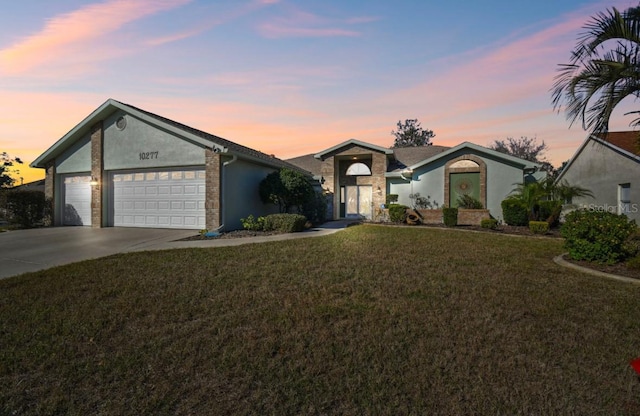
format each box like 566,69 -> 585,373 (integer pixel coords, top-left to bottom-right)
0,152 -> 23,188
488,136 -> 548,163
391,119 -> 435,148
551,5 -> 640,135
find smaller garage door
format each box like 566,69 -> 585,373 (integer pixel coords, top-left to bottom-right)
112,169 -> 206,229
63,175 -> 92,226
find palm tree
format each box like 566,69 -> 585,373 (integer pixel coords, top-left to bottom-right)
551,5 -> 640,135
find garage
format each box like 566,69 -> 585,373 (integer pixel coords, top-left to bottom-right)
111,169 -> 205,229
63,175 -> 92,226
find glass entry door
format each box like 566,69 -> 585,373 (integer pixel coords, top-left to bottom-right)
345,185 -> 372,219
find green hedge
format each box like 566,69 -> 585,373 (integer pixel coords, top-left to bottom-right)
529,221 -> 549,235
264,213 -> 307,233
561,209 -> 637,264
480,219 -> 498,230
388,205 -> 408,223
443,207 -> 458,227
4,190 -> 50,228
501,198 -> 528,226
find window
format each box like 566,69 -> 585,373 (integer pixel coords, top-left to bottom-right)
619,183 -> 631,214
346,162 -> 371,176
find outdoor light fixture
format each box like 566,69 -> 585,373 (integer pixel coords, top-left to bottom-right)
89,177 -> 99,187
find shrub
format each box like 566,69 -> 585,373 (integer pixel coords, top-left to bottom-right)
480,219 -> 498,230
443,207 -> 458,227
561,209 -> 638,264
263,213 -> 307,233
501,198 -> 529,226
457,194 -> 483,209
240,215 -> 266,231
386,194 -> 399,205
4,190 -> 48,228
539,200 -> 563,227
529,221 -> 549,234
389,205 -> 408,223
302,190 -> 327,225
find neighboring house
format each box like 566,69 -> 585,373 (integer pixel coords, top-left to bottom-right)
286,139 -> 544,222
556,131 -> 640,222
31,99 -> 306,230
9,179 -> 45,192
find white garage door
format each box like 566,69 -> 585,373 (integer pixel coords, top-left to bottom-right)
63,175 -> 92,226
112,169 -> 206,229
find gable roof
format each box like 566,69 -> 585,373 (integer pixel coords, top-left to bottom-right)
387,145 -> 450,172
386,142 -> 541,177
314,139 -> 394,160
31,99 -> 304,173
556,131 -> 640,183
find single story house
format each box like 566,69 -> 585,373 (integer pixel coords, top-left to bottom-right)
31,99 -> 304,230
32,99 -> 546,230
286,139 -> 545,222
556,131 -> 640,222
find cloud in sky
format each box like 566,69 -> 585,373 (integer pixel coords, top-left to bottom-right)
257,6 -> 376,38
0,0 -> 193,76
4,0 -> 638,185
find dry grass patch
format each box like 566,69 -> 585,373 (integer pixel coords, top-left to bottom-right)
1,225 -> 640,415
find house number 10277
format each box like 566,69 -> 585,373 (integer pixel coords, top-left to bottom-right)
139,151 -> 159,160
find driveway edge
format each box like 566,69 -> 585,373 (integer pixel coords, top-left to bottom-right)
553,253 -> 640,285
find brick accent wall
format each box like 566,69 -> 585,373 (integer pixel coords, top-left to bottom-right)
205,149 -> 222,230
319,144 -> 388,219
90,121 -> 104,228
444,154 -> 487,208
44,163 -> 56,225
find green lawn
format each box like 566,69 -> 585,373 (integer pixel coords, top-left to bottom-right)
1,225 -> 639,415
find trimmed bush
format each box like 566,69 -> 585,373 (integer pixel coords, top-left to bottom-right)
4,190 -> 48,228
457,194 -> 483,209
240,215 -> 266,231
389,205 -> 408,223
302,190 -> 328,225
480,219 -> 498,230
561,209 -> 637,264
529,221 -> 549,234
501,198 -> 529,226
443,207 -> 458,227
264,213 -> 307,233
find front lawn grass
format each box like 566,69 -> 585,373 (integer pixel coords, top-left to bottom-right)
1,225 -> 640,414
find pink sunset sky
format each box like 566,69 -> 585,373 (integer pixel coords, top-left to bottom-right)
0,0 -> 638,184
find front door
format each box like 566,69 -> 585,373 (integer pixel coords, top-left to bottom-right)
345,185 -> 372,219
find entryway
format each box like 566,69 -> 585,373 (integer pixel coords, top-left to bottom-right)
342,185 -> 372,219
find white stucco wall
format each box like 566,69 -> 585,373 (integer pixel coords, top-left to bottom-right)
55,133 -> 91,173
222,159 -> 280,230
387,149 -> 536,222
560,140 -> 640,222
103,111 -> 205,170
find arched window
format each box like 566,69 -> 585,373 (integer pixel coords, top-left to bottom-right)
346,162 -> 371,176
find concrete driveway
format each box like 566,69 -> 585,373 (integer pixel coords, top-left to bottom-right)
0,221 -> 354,280
0,227 -> 195,280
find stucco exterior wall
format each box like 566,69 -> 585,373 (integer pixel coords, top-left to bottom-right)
389,149 -> 530,221
55,133 -> 91,173
103,111 -> 205,170
561,140 -> 640,222
222,159 -> 280,230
